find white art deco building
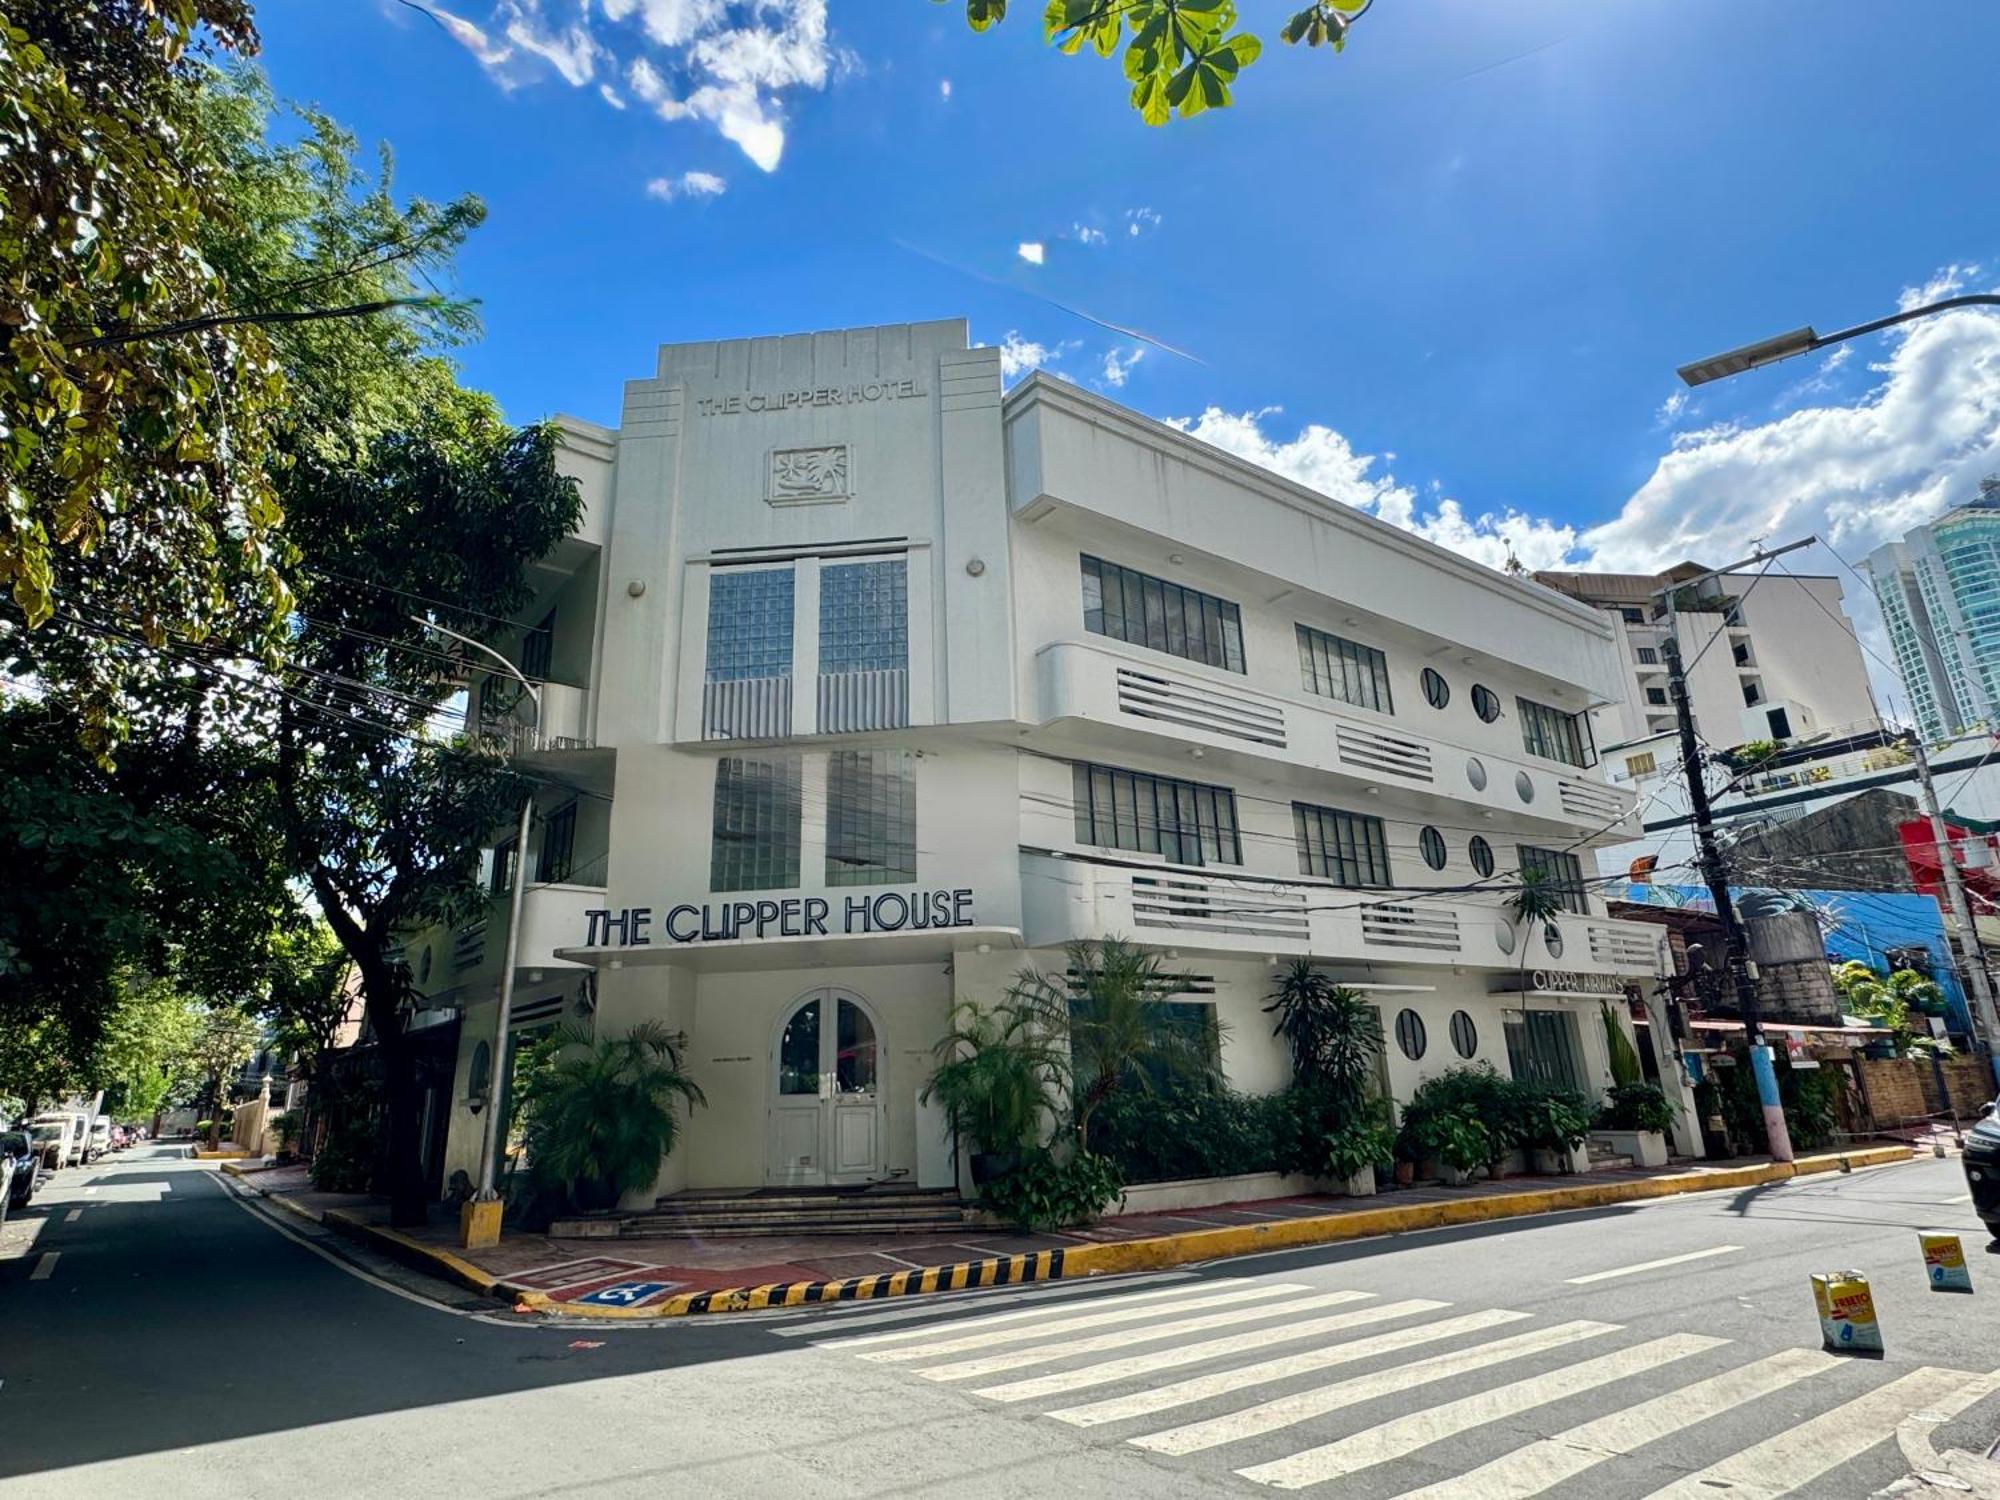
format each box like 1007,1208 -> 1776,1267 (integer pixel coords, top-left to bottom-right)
407,320 -> 1664,1202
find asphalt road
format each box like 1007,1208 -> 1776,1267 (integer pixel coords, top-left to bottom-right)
4,1148 -> 1998,1498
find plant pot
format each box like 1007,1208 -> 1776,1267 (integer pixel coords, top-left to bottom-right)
1343,1167 -> 1377,1198
1531,1144 -> 1589,1175
568,1175 -> 620,1214
1439,1163 -> 1475,1187
1393,1160 -> 1415,1187
970,1150 -> 1019,1187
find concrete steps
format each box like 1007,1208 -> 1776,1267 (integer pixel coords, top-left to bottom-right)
594,1186 -> 973,1239
1585,1141 -> 1637,1171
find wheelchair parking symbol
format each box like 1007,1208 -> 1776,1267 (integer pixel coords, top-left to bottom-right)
573,1279 -> 675,1307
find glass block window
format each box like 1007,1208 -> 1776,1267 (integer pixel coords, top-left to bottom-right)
1081,555 -> 1245,673
710,755 -> 802,892
536,802 -> 576,884
1296,624 -> 1392,714
819,559 -> 908,675
705,567 -> 794,683
1517,695 -> 1596,767
826,750 -> 917,887
1292,802 -> 1392,888
1072,762 -> 1241,866
1518,844 -> 1590,915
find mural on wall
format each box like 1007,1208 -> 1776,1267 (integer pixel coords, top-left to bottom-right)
1619,882 -> 1975,1037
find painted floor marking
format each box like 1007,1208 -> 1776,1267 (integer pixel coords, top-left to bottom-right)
1049,1309 -> 1533,1429
1128,1319 -> 1619,1456
1383,1346 -> 1835,1500
64,1209 -> 81,1224
1563,1245 -> 1742,1284
976,1298 -> 1447,1405
918,1290 -> 1373,1383
1639,1364 -> 1983,1500
850,1283 -> 1305,1363
813,1277 -> 1222,1349
1239,1332 -> 1727,1489
28,1251 -> 58,1281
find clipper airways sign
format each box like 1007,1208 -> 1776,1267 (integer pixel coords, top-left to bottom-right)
583,888 -> 975,948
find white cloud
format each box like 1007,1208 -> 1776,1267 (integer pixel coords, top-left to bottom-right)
1101,346 -> 1145,388
1073,223 -> 1107,246
426,1 -> 836,173
645,169 -> 728,201
1125,206 -> 1162,237
996,331 -> 1080,380
1017,241 -> 1045,267
1656,388 -> 1688,426
939,78 -> 952,101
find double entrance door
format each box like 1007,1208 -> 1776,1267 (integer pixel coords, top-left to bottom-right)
766,988 -> 884,1187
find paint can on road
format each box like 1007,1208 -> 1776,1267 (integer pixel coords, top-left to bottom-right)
1919,1233 -> 1974,1293
1812,1271 -> 1884,1353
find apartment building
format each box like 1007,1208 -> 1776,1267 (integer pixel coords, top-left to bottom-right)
1865,482 -> 2000,741
404,320 -> 1663,1203
1531,564 -> 1878,757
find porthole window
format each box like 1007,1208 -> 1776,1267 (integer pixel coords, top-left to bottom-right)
1466,756 -> 1488,792
1394,1009 -> 1428,1060
1419,826 -> 1447,870
1515,770 -> 1536,804
1544,923 -> 1565,960
1469,836 -> 1494,877
1421,667 -> 1450,710
1449,1010 -> 1478,1058
1472,684 -> 1502,723
1494,917 -> 1516,955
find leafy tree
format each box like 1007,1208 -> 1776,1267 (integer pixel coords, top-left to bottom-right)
261,917 -> 355,1150
938,0 -> 1372,123
188,1001 -> 260,1150
94,973 -> 203,1123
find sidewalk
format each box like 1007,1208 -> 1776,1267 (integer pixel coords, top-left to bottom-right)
220,1141 -> 1920,1318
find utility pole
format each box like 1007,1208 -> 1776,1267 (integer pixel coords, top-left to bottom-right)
1655,541 -> 1812,1163
1906,733 -> 2000,1088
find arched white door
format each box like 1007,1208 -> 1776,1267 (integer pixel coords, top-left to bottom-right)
766,989 -> 884,1187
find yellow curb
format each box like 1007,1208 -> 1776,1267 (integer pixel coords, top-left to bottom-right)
193,1150 -> 249,1161
304,1145 -> 1920,1320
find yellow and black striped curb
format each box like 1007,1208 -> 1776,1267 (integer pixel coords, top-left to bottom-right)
232,1143 -> 1919,1320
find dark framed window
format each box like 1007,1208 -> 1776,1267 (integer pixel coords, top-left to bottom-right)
1394,1009 -> 1428,1060
1518,844 -> 1589,915
710,755 -> 803,892
520,610 -> 554,683
1636,646 -> 1660,665
1471,684 -> 1502,722
1517,696 -> 1596,768
488,838 -> 516,896
706,567 -> 795,683
1419,825 -> 1447,871
1468,835 -> 1494,877
1072,761 -> 1241,866
1619,607 -> 1646,625
826,750 -> 917,887
1449,1010 -> 1478,1059
1646,687 -> 1669,706
1296,625 -> 1392,714
1421,667 -> 1450,709
536,802 -> 577,884
1293,802 -> 1392,888
819,559 -> 908,675
1081,555 -> 1245,673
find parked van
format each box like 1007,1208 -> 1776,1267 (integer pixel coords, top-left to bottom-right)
29,1113 -> 85,1170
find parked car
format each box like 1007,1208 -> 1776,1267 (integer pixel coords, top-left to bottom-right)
29,1114 -> 84,1171
108,1126 -> 129,1151
1966,1098 -> 2000,1243
0,1131 -> 35,1215
86,1117 -> 111,1162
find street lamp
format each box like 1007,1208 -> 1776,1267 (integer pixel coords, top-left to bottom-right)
414,617 -> 540,1243
1677,293 -> 2000,387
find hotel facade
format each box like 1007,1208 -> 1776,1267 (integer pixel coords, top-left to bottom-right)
407,320 -> 1667,1204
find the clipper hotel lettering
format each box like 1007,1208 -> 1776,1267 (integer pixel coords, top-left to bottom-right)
696,379 -> 924,417
584,888 -> 974,947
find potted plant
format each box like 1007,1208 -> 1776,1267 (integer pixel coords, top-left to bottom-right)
1404,1106 -> 1490,1186
1593,1080 -> 1676,1168
921,999 -> 1063,1186
272,1111 -> 303,1166
525,1022 -> 707,1212
1520,1084 -> 1594,1174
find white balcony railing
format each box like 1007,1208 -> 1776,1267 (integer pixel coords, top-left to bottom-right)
1036,638 -> 1640,841
1023,852 -> 1661,977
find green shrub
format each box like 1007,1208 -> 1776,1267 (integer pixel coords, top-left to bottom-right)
1597,1081 -> 1677,1135
1517,1083 -> 1595,1153
1277,1089 -> 1396,1181
920,999 -> 1064,1157
1401,1105 -> 1492,1175
526,1023 -> 707,1209
310,1116 -> 379,1193
1399,1065 -> 1522,1176
1090,1077 -> 1283,1183
980,1147 -> 1125,1230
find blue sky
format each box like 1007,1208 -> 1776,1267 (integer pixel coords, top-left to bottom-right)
261,2 -> 2000,636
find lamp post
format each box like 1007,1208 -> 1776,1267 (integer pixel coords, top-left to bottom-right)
415,618 -> 540,1243
1677,293 -> 2000,387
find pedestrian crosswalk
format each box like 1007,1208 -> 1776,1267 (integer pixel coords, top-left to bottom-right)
802,1276 -> 1998,1495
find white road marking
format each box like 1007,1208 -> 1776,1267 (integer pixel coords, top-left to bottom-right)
918,1289 -> 1373,1382
1388,1346 -> 1837,1500
1940,1193 -> 1973,1204
1050,1309 -> 1533,1428
28,1251 -> 58,1281
1239,1332 -> 1727,1489
1563,1245 -> 1742,1284
84,1186 -> 96,1195
814,1277 -> 1221,1348
64,1209 -> 81,1224
975,1298 -> 1448,1404
1640,1364 -> 1985,1500
852,1283 -> 1305,1363
1128,1319 -> 1618,1455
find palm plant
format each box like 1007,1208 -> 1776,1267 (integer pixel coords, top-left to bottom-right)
1506,865 -> 1570,990
921,999 -> 1065,1171
1011,938 -> 1225,1152
1263,960 -> 1381,1108
524,1021 -> 707,1210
